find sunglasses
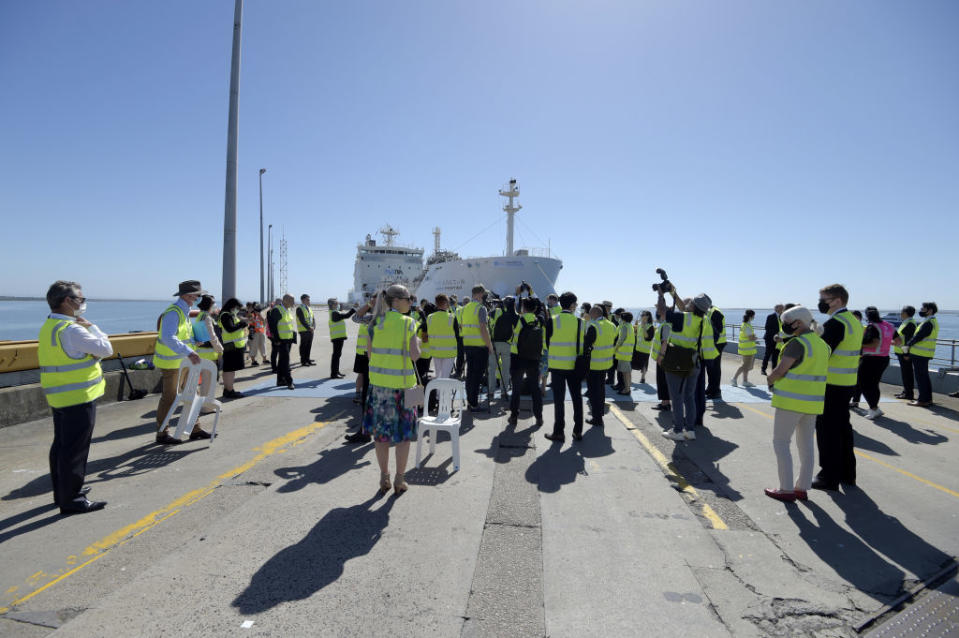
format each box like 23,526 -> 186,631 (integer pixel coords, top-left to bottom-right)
71,296 -> 87,304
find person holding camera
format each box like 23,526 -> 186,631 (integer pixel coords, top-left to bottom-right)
327,297 -> 356,379
544,291 -> 585,442
507,297 -> 545,427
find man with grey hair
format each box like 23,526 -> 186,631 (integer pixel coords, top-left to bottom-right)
39,281 -> 112,514
268,294 -> 298,389
327,297 -> 356,379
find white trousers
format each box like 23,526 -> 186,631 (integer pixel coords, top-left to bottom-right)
772,408 -> 817,491
433,357 -> 454,379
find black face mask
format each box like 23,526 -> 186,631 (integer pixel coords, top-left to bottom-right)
782,322 -> 797,335
817,301 -> 831,314
919,310 -> 929,318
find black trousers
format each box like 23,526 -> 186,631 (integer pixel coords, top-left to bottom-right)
656,362 -> 669,400
912,355 -> 933,403
330,338 -> 345,376
896,353 -> 915,399
695,362 -> 706,426
298,330 -> 314,365
50,401 -> 96,507
606,364 -> 615,384
586,369 -> 607,426
465,346 -> 489,406
510,358 -> 543,419
270,339 -> 280,371
276,341 -> 293,385
761,341 -> 777,372
416,357 -> 431,387
550,369 -> 584,435
859,356 -> 889,409
816,384 -> 856,485
455,338 -> 465,377
705,344 -> 725,395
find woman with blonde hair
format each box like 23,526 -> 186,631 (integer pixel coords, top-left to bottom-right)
363,284 -> 421,494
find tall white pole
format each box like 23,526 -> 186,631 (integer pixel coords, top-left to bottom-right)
221,0 -> 243,301
268,224 -> 273,301
258,168 -> 266,305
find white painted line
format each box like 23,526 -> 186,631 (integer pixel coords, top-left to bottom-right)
241,620 -> 255,628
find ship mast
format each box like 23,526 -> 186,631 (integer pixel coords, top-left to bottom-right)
380,224 -> 399,247
498,178 -> 521,257
433,227 -> 441,254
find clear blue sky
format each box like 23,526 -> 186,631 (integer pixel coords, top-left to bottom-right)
1,1 -> 956,309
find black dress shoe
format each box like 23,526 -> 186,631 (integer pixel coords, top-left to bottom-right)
344,432 -> 371,444
288,383 -> 296,390
544,432 -> 565,443
533,418 -> 544,428
60,498 -> 107,516
189,429 -> 212,440
156,432 -> 183,445
810,478 -> 839,491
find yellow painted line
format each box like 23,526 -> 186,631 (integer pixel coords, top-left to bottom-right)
737,402 -> 959,500
0,421 -> 327,613
609,404 -> 728,530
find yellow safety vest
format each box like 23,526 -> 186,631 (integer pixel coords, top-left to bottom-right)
510,312 -> 545,356
614,321 -> 635,361
426,310 -> 457,359
893,318 -> 915,356
738,321 -> 757,357
368,311 -> 417,389
708,308 -> 727,345
776,317 -> 785,352
701,314 -> 719,361
460,301 -> 485,347
826,310 -> 864,386
274,306 -> 295,341
297,304 -> 315,332
219,311 -> 247,350
548,312 -> 583,371
910,316 -> 939,359
667,313 -> 703,352
549,305 -> 561,319
153,304 -> 193,369
590,319 -> 617,370
328,310 -> 346,340
650,323 -> 667,361
38,318 -> 106,408
356,325 -> 369,356
193,311 -> 219,361
634,323 -> 652,354
771,332 -> 830,415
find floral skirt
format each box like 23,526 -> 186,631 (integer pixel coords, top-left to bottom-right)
362,385 -> 417,443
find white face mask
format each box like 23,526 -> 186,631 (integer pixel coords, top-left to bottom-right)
74,301 -> 87,316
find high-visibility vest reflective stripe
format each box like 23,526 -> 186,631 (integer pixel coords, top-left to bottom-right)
460,301 -> 485,347
634,323 -> 652,354
614,321 -> 635,361
297,304 -> 315,332
910,317 -> 939,358
738,322 -> 757,356
590,319 -> 617,370
862,321 -> 895,357
826,310 -> 864,386
510,312 -> 544,356
548,313 -> 583,370
356,327 -> 368,355
426,311 -> 457,359
193,311 -> 219,361
368,311 -> 417,389
38,318 -> 106,408
328,311 -> 346,340
667,313 -> 703,351
650,324 -> 670,361
708,308 -> 727,345
701,315 -> 719,361
893,318 -> 915,355
219,311 -> 248,349
153,304 -> 193,369
771,333 -> 829,415
275,307 -> 295,340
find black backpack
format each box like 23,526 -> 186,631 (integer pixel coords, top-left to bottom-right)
516,316 -> 543,361
492,309 -> 516,342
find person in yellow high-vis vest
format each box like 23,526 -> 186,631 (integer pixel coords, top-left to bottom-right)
460,285 -> 496,409
731,309 -> 758,387
327,297 -> 356,378
893,305 -> 918,400
296,294 -> 316,367
812,283 -> 863,491
544,291 -> 586,442
218,297 -> 249,398
154,280 -> 209,445
904,301 -> 940,407
39,281 -> 113,515
268,295 -> 298,389
192,295 -> 224,401
584,305 -> 616,428
765,306 -> 829,503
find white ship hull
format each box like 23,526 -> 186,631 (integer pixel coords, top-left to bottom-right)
414,255 -> 562,301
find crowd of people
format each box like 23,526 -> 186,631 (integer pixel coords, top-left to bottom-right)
36,276 -> 948,512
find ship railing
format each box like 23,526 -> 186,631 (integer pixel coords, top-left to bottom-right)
726,323 -> 959,371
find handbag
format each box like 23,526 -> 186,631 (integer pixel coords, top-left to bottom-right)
660,315 -> 703,377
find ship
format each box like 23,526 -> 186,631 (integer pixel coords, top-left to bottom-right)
347,179 -> 563,304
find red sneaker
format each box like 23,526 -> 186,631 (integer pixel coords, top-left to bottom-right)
764,488 -> 797,502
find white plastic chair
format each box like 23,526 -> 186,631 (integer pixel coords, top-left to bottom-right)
415,378 -> 466,471
157,359 -> 222,446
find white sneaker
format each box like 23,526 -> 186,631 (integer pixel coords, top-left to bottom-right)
662,430 -> 687,441
864,408 -> 883,420
730,379 -> 739,387
684,430 -> 696,440
743,381 -> 756,388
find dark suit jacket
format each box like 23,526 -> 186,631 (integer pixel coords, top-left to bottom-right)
763,313 -> 779,343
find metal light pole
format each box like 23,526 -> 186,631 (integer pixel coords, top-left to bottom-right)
221,0 -> 243,301
268,224 -> 274,301
258,168 -> 266,305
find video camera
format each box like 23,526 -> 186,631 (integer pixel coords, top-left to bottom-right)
651,268 -> 674,294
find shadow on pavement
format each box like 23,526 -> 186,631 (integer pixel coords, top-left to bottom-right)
0,503 -> 60,544
677,426 -> 743,501
709,402 -> 744,420
273,442 -> 373,493
787,500 -> 905,603
92,421 -> 156,444
232,493 -> 395,614
865,416 -> 948,446
852,429 -> 900,456
524,427 -> 615,493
